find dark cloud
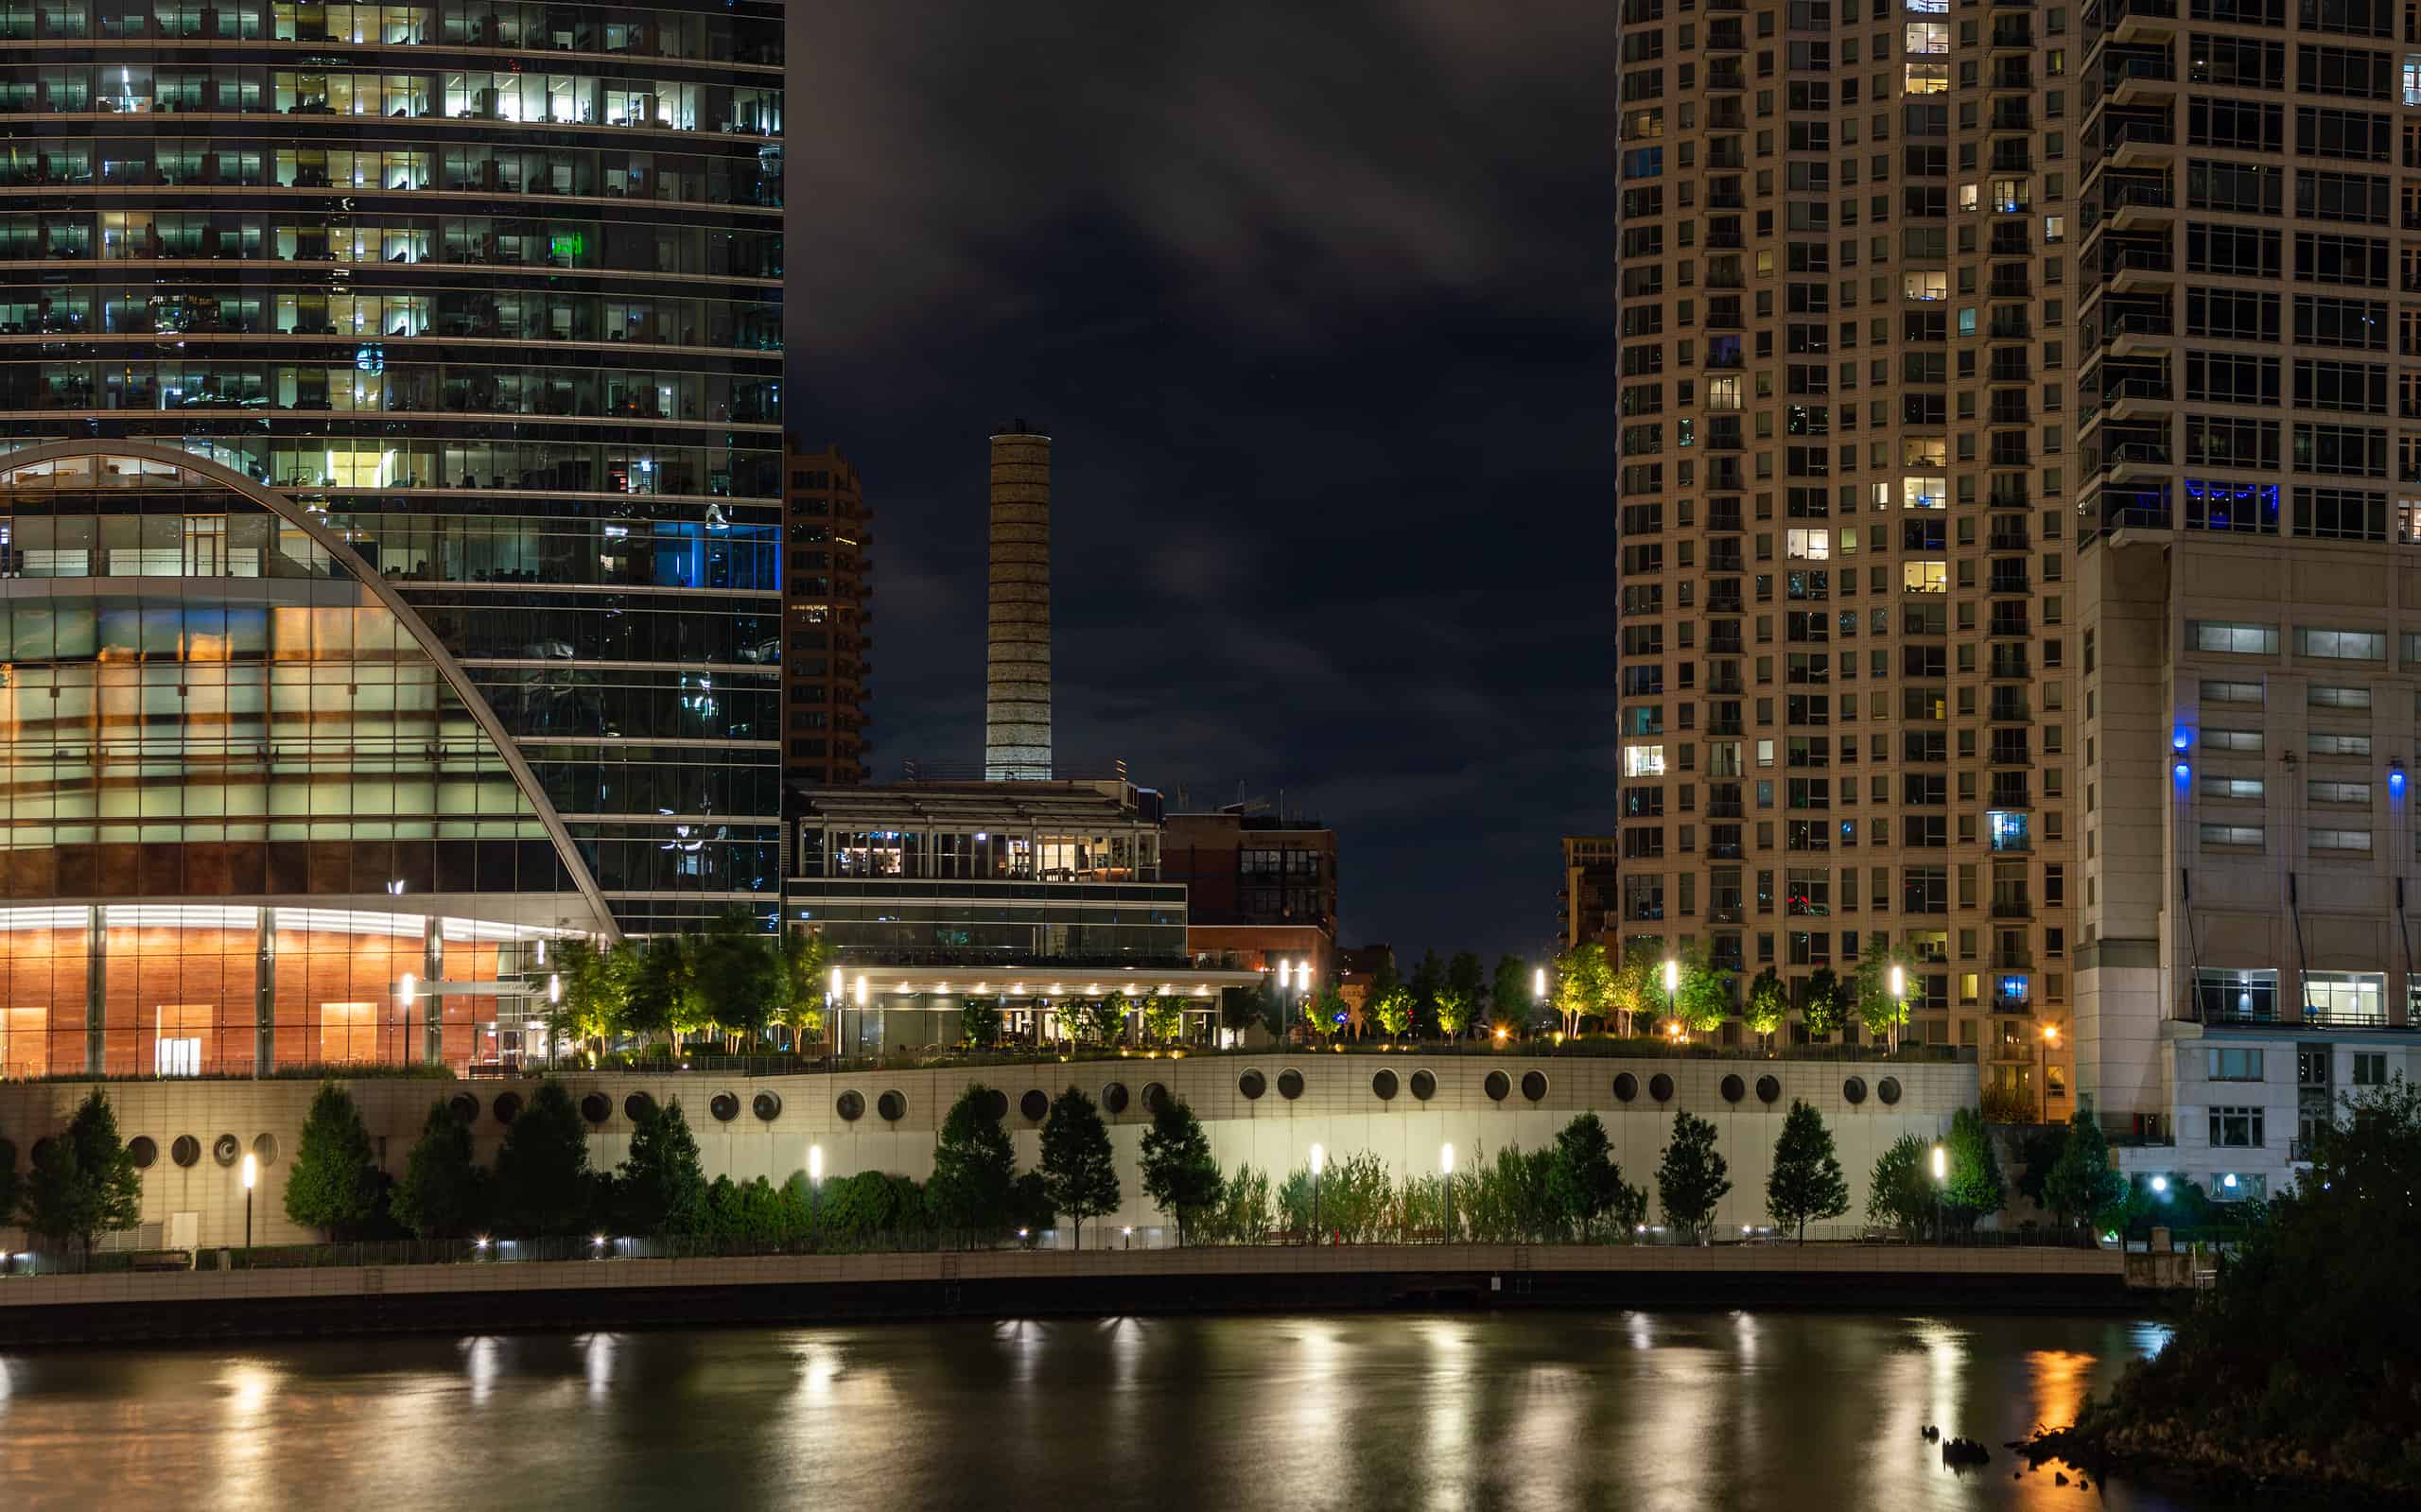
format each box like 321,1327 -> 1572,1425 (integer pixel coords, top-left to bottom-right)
787,2 -> 1613,961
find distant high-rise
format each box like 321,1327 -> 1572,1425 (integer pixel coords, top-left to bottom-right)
783,443 -> 873,786
985,423 -> 1054,781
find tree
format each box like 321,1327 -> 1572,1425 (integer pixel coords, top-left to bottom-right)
389,1100 -> 486,1239
1139,1095 -> 1222,1243
1654,1110 -> 1733,1240
1766,1099 -> 1851,1243
494,1079 -> 594,1236
616,1099 -> 706,1236
1674,941 -> 1733,1036
1866,1133 -> 1936,1238
1851,937 -> 1919,1051
2042,1108 -> 2127,1235
691,912 -> 785,1050
1489,954 -> 1531,1035
1744,967 -> 1788,1052
1608,954 -> 1656,1038
774,928 -> 830,1051
2015,1121 -> 2068,1209
0,1138 -> 17,1234
1039,1086 -> 1119,1250
21,1091 -> 142,1258
1142,994 -> 1185,1045
960,998 -> 1003,1049
1408,948 -> 1446,1034
1368,984 -> 1413,1041
1942,1105 -> 2006,1228
1550,1112 -> 1643,1241
1431,987 -> 1471,1040
1008,1171 -> 1054,1244
1801,965 -> 1847,1039
926,1083 -> 1017,1242
1446,951 -> 1485,1021
623,932 -> 701,1057
1073,994 -> 1126,1047
549,936 -> 633,1063
1304,986 -> 1347,1041
1552,942 -> 1611,1037
283,1082 -> 380,1240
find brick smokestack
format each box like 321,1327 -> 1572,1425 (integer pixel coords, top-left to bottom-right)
984,421 -> 1053,780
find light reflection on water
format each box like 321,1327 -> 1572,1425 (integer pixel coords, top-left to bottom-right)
0,1312 -> 2206,1512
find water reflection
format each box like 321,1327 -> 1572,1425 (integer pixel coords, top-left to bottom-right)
0,1312 -> 2229,1511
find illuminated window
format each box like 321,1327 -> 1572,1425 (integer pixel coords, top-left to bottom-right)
1622,744 -> 1667,777
1902,560 -> 1947,593
1902,474 -> 1949,509
1785,528 -> 1831,560
1904,62 -> 1950,94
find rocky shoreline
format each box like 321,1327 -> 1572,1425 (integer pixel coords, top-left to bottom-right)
2022,1416 -> 2421,1504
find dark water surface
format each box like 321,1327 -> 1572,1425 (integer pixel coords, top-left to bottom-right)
0,1311 -> 2211,1511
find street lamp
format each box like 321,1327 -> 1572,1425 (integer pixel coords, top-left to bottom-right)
1310,1142 -> 1325,1242
1533,966 -> 1546,1000
1440,1143 -> 1454,1243
1888,964 -> 1906,1053
240,1151 -> 257,1249
1663,957 -> 1681,1040
1930,1142 -> 1947,1243
854,974 -> 869,1055
2038,1024 -> 2060,1124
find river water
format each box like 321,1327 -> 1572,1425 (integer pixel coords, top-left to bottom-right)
0,1311 -> 2223,1511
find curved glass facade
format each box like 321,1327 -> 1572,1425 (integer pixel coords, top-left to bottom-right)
0,0 -> 786,933
0,449 -> 603,1073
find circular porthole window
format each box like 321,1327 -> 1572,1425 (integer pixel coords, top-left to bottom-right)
1409,1069 -> 1437,1102
1371,1069 -> 1399,1102
1720,1074 -> 1746,1104
449,1094 -> 479,1124
1612,1072 -> 1639,1103
836,1090 -> 865,1122
623,1091 -> 656,1123
1277,1069 -> 1305,1101
493,1092 -> 522,1125
876,1090 -> 907,1122
1020,1089 -> 1049,1121
1877,1076 -> 1903,1106
1648,1073 -> 1675,1103
1484,1070 -> 1511,1102
1239,1069 -> 1267,1101
709,1091 -> 740,1123
581,1093 -> 611,1125
171,1135 -> 200,1169
1141,1082 -> 1169,1115
1755,1075 -> 1782,1105
1520,1071 -> 1548,1103
1843,1076 -> 1869,1106
251,1133 -> 279,1166
1101,1083 -> 1129,1115
212,1134 -> 241,1168
129,1136 -> 158,1170
978,1088 -> 1007,1122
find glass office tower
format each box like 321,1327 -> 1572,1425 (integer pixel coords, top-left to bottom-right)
0,0 -> 786,939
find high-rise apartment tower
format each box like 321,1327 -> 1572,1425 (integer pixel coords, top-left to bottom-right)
1613,0 -> 2076,1104
783,443 -> 872,785
984,422 -> 1054,781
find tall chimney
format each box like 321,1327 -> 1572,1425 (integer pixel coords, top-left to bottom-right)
984,421 -> 1053,781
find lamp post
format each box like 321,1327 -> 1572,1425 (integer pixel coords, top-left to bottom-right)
1930,1141 -> 1946,1244
1440,1143 -> 1454,1243
2038,1024 -> 2060,1125
1663,957 -> 1680,1038
853,974 -> 869,1056
1888,963 -> 1906,1054
240,1151 -> 256,1249
1310,1142 -> 1325,1242
827,965 -> 844,1065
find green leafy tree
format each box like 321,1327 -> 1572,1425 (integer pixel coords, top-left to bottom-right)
549,937 -> 634,1062
1142,994 -> 1185,1045
622,932 -> 701,1057
1077,994 -> 1128,1046
2015,1121 -> 2069,1209
1304,986 -> 1347,1041
2042,1108 -> 2128,1234
1039,1086 -> 1119,1250
691,912 -> 785,1050
1603,953 -> 1654,1038
1866,1133 -> 1937,1237
283,1082 -> 380,1240
1655,1110 -> 1733,1240
1851,937 -> 1919,1051
1675,941 -> 1733,1036
1408,948 -> 1446,1034
1209,1165 -> 1274,1243
1489,954 -> 1532,1035
22,1091 -> 142,1258
494,1079 -> 594,1236
1550,1112 -> 1644,1241
1139,1095 -> 1222,1243
1942,1105 -> 2005,1228
1766,1099 -> 1851,1243
1801,965 -> 1847,1039
1368,984 -> 1413,1040
1552,941 -> 1611,1037
960,998 -> 1003,1049
1008,1170 -> 1054,1244
616,1098 -> 706,1236
774,928 -> 830,1051
389,1100 -> 486,1239
1745,967 -> 1789,1051
1431,986 -> 1471,1040
926,1083 -> 1017,1242
1446,951 -> 1486,1019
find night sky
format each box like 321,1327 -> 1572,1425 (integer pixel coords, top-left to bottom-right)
786,2 -> 1611,964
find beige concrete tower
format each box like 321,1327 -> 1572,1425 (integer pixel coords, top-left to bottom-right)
985,422 -> 1054,780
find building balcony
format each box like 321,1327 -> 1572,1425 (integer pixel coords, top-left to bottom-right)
2178,1001 -> 2412,1034
2105,0 -> 2178,43
2104,442 -> 2170,484
1989,899 -> 2034,920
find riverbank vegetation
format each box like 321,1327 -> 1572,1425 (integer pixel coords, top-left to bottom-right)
2029,1081 -> 2421,1500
